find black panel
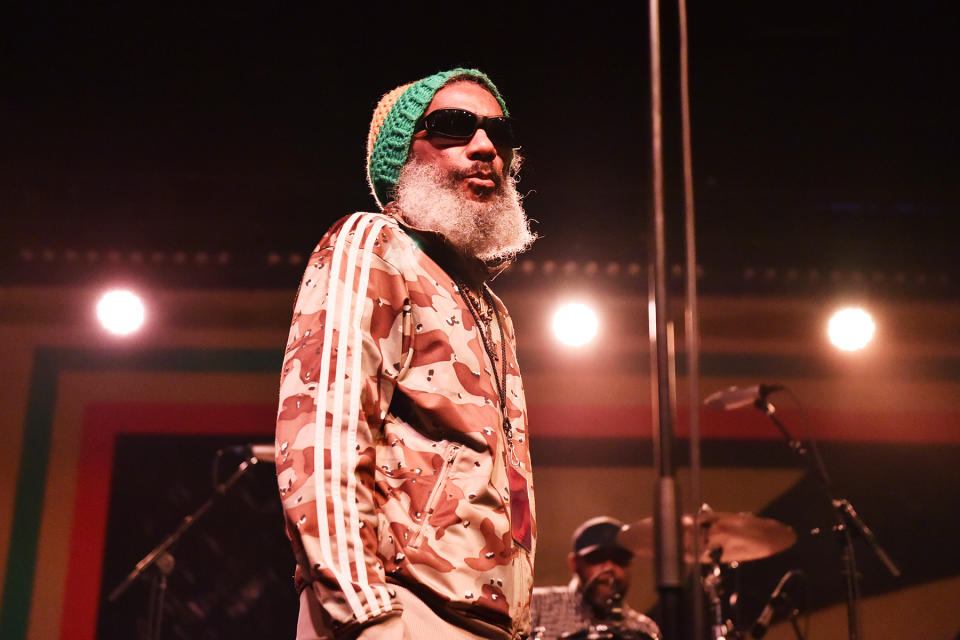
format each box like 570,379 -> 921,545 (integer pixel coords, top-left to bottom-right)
97,435 -> 297,640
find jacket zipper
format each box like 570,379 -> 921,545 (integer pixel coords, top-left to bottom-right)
410,443 -> 461,548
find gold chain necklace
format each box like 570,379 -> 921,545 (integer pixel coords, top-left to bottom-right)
456,281 -> 511,445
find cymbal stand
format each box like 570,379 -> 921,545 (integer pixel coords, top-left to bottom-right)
703,548 -> 738,640
782,593 -> 806,640
107,453 -> 261,636
756,398 -> 900,640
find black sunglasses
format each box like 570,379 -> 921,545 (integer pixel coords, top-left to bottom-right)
414,108 -> 519,149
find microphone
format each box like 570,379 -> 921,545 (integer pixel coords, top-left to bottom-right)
751,570 -> 796,639
247,444 -> 276,463
704,384 -> 784,410
605,590 -> 624,622
220,443 -> 276,463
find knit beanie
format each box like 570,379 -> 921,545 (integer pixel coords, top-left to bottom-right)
365,68 -> 509,209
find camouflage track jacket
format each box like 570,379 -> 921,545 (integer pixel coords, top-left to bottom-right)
276,211 -> 537,639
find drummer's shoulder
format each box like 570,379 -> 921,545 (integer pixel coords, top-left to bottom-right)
530,585 -> 581,640
532,585 -> 570,597
530,584 -> 577,620
623,607 -> 662,638
531,584 -> 573,613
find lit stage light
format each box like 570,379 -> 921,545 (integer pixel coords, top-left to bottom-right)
828,307 -> 875,351
552,303 -> 598,347
97,289 -> 146,335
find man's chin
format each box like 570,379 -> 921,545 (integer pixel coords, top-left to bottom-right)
463,186 -> 496,202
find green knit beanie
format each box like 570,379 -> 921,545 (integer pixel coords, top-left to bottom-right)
365,68 -> 509,209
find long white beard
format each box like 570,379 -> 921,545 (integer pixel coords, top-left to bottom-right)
394,157 -> 537,264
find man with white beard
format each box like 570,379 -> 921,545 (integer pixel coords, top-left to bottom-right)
276,69 -> 538,640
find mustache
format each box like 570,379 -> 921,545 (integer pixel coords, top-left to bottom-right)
453,162 -> 502,189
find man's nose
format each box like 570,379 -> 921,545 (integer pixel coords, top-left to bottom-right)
600,559 -> 626,575
465,127 -> 497,161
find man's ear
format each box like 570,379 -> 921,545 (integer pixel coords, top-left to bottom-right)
567,552 -> 578,574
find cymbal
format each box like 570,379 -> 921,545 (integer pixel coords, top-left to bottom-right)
619,511 -> 796,564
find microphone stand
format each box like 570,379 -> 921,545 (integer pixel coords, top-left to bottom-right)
782,593 -> 806,640
755,398 -> 899,640
107,454 -> 261,639
647,0 -> 685,635
788,615 -> 805,640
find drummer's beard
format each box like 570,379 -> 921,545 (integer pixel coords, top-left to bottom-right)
583,570 -> 627,616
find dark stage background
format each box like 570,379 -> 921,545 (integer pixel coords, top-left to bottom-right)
3,3 -> 958,291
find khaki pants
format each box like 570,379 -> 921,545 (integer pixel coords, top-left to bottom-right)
297,584 -> 491,640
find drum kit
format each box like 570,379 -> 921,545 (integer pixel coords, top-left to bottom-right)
559,507 -> 802,640
621,507 -> 799,640
576,386 -> 900,640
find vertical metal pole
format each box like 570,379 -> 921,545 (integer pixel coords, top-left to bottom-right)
678,0 -> 704,636
649,0 -> 685,636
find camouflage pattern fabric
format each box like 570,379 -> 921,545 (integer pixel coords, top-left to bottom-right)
530,579 -> 661,640
277,210 -> 537,638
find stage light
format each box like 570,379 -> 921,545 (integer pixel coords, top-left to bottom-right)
552,303 -> 598,347
828,307 -> 875,351
97,289 -> 146,335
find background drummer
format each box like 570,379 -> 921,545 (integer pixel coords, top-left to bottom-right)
530,516 -> 662,640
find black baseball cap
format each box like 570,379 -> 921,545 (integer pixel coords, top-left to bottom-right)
572,516 -> 632,557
